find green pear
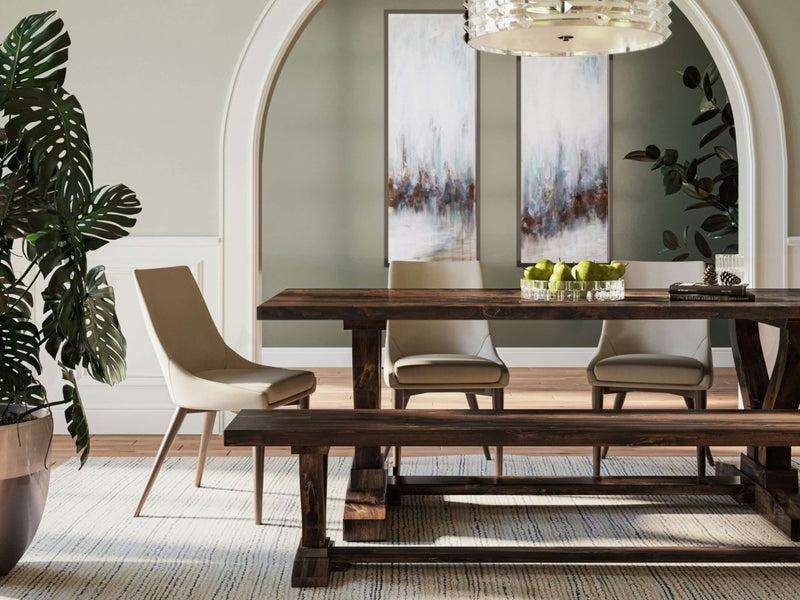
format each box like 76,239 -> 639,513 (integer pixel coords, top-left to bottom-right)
534,259 -> 555,279
548,260 -> 574,292
607,261 -> 626,281
523,265 -> 547,280
572,260 -> 601,282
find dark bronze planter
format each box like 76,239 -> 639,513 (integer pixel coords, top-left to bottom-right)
0,411 -> 52,576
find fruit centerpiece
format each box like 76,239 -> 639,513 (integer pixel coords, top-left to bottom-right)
521,259 -> 626,301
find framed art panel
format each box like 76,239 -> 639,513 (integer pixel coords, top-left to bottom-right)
385,11 -> 479,265
518,55 -> 610,266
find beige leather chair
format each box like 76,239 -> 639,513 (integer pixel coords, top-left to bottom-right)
133,266 -> 316,524
587,260 -> 714,477
384,260 -> 509,477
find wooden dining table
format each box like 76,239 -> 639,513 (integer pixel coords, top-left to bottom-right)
251,287 -> 800,548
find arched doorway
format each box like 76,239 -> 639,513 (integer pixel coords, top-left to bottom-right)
221,0 -> 787,360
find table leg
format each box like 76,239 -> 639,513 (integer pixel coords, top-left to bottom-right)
343,320 -> 388,541
724,318 -> 800,540
291,446 -> 332,587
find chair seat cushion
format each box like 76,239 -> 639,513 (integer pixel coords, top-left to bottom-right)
593,354 -> 706,387
392,354 -> 504,385
194,367 -> 316,409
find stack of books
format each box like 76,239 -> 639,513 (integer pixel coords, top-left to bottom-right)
669,282 -> 754,302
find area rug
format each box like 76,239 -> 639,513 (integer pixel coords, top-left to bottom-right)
2,455 -> 799,600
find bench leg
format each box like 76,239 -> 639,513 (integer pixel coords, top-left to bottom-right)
291,446 -> 331,587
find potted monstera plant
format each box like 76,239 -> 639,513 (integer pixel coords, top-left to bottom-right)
0,12 -> 140,575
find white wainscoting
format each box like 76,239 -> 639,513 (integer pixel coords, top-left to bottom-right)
46,237 -> 223,436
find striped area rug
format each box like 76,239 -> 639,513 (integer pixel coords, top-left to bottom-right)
2,455 -> 800,599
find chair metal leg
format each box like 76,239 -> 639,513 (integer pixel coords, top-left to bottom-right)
393,390 -> 405,476
195,411 -> 216,487
694,390 -> 713,475
591,387 -> 604,476
601,392 -> 626,459
135,407 -> 187,517
492,389 -> 504,477
253,445 -> 265,525
466,393 -> 493,462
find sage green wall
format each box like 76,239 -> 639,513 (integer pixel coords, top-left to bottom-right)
261,0 -> 730,347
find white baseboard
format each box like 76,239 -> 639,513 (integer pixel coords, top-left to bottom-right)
261,347 -> 735,369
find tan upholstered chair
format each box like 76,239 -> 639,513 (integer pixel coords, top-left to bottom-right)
133,266 -> 316,524
587,260 -> 714,476
384,261 -> 509,477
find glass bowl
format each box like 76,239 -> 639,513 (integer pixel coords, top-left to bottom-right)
520,278 -> 625,301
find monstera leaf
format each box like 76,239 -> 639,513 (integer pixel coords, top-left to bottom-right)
0,310 -> 41,395
0,170 -> 55,238
0,242 -> 34,319
0,11 -> 69,107
82,266 -> 126,384
78,185 -> 141,250
4,83 -> 92,209
61,367 -> 90,466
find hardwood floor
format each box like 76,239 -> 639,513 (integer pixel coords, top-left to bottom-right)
51,367 -> 751,468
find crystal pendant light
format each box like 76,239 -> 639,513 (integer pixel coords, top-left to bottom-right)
464,0 -> 672,56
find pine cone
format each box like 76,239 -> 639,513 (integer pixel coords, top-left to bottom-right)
703,264 -> 718,286
719,271 -> 742,286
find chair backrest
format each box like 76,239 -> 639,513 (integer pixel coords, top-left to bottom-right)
602,260 -> 710,360
134,266 -> 228,376
385,261 -> 495,358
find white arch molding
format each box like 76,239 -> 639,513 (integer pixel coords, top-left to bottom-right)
221,0 -> 787,360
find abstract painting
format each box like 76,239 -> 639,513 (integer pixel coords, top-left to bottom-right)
518,56 -> 610,265
385,11 -> 478,264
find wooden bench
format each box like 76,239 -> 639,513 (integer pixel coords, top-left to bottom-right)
224,408 -> 800,587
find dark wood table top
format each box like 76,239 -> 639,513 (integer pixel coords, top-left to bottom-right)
257,288 -> 800,322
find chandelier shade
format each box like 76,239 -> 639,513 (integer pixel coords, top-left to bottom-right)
464,1 -> 672,57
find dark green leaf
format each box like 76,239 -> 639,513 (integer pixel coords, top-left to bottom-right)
721,102 -> 734,126
696,177 -> 715,194
729,126 -> 736,141
709,224 -> 738,240
719,159 -> 738,175
650,156 -> 665,171
0,12 -> 69,106
704,63 -> 720,86
645,144 -> 661,160
5,84 -> 93,211
663,170 -> 683,195
701,213 -> 731,232
692,109 -> 719,126
624,150 -> 657,162
719,178 -> 738,207
662,230 -> 680,250
81,266 -> 126,384
663,149 -> 679,166
60,367 -> 90,467
702,73 -> 713,101
715,146 -> 735,161
0,310 -> 41,395
686,159 -> 698,182
699,123 -> 729,148
78,185 -> 141,251
694,230 -> 712,258
680,182 -> 707,200
695,152 -> 717,166
672,253 -> 690,262
0,170 -> 54,238
686,201 -> 714,210
682,66 -> 701,89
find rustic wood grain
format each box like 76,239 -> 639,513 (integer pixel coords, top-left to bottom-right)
225,409 -> 800,448
258,288 -> 800,322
